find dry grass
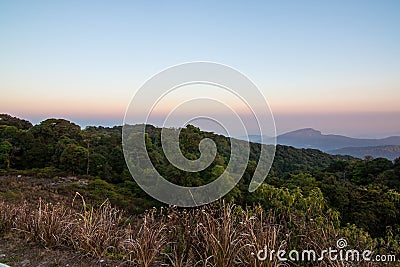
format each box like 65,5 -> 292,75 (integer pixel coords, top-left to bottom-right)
21,199 -> 71,246
68,192 -> 126,257
0,196 -> 391,266
122,209 -> 167,267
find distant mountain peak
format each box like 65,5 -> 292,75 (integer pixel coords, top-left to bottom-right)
281,128 -> 322,137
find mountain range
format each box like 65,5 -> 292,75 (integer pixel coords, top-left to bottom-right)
244,128 -> 400,160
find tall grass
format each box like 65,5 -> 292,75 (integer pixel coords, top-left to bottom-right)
122,208 -> 167,267
68,192 -> 126,257
0,196 -> 393,266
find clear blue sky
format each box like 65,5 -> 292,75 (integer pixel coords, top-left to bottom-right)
1,1 -> 399,137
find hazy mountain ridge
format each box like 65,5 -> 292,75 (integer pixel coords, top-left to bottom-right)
328,145 -> 400,160
278,128 -> 400,150
245,128 -> 400,160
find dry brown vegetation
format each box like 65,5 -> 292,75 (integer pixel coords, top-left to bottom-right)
0,192 -> 392,267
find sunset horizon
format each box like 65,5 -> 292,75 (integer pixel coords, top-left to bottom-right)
1,1 -> 400,138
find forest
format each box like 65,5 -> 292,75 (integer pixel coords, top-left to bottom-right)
1,113 -> 400,266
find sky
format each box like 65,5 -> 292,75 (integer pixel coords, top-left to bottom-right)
0,0 -> 399,138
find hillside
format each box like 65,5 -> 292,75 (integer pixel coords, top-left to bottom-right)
0,115 -> 351,184
0,114 -> 352,210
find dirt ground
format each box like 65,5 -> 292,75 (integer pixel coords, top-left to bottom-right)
0,234 -> 122,267
0,175 -> 124,267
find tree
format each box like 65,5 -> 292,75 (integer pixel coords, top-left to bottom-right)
52,137 -> 77,167
60,144 -> 88,175
0,114 -> 32,130
394,157 -> 400,175
0,141 -> 12,169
